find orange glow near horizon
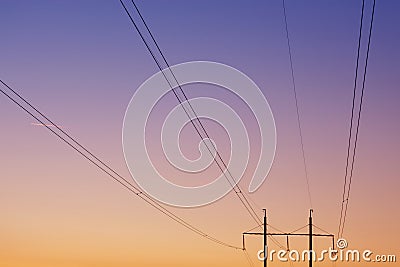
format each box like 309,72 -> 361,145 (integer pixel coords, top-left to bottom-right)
1,1 -> 399,266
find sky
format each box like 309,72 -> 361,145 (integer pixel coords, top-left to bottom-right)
0,0 -> 399,266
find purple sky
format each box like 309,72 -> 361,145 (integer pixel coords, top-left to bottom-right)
0,1 -> 399,266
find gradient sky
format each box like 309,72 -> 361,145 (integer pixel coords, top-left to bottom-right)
1,1 -> 399,266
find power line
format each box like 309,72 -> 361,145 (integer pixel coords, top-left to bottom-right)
339,0 -> 376,238
243,249 -> 256,267
270,235 -> 287,250
118,0 -> 262,226
282,0 -> 313,208
244,224 -> 264,233
129,0 -> 262,226
338,0 -> 365,239
267,224 -> 285,233
0,79 -> 241,250
312,224 -> 332,235
289,224 -> 308,234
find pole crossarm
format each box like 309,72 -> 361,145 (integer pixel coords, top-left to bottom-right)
243,232 -> 334,237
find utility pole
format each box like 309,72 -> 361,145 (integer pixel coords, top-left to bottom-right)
263,209 -> 267,267
309,209 -> 313,267
243,209 -> 334,266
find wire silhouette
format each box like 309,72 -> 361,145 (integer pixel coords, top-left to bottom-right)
338,0 -> 366,239
339,0 -> 376,238
0,79 -> 242,250
282,0 -> 313,208
243,249 -> 256,267
118,0 -> 262,226
130,0 -> 262,225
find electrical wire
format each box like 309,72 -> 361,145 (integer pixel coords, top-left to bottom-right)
270,235 -> 287,250
338,0 -> 376,238
340,0 -> 376,238
0,79 -> 242,250
244,224 -> 264,233
338,0 -> 365,239
129,0 -> 262,226
289,224 -> 308,234
118,0 -> 262,226
313,224 -> 331,235
243,249 -> 256,267
282,0 -> 313,208
267,223 -> 285,233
